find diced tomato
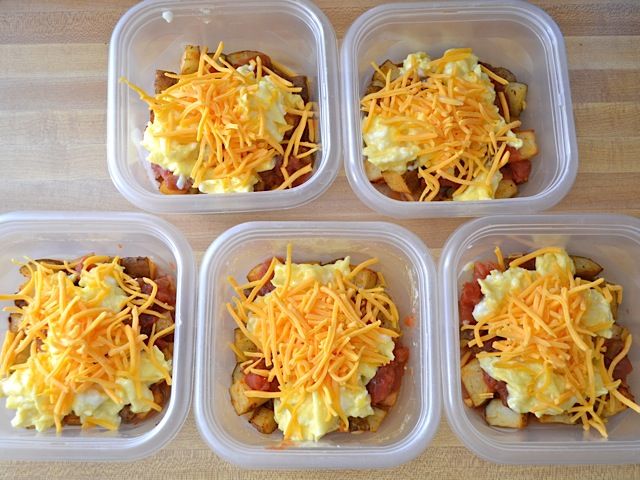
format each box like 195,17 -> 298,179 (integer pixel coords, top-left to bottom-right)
473,262 -> 499,282
502,160 -> 532,185
459,281 -> 482,325
367,344 -> 409,405
506,146 -> 524,163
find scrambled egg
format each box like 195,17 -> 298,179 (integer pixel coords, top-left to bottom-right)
248,259 -> 395,441
474,250 -> 615,417
0,268 -> 172,431
362,50 -> 522,200
141,64 -> 302,193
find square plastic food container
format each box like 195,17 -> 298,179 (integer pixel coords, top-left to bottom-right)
0,211 -> 196,461
194,221 -> 440,469
107,0 -> 340,214
341,1 -> 578,218
440,214 -> 640,464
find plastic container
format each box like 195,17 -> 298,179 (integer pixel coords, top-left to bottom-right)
0,211 -> 196,461
440,214 -> 640,464
341,1 -> 577,218
107,0 -> 340,214
194,221 -> 440,469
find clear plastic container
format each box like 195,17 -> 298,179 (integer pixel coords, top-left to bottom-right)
194,221 -> 440,469
439,214 -> 640,464
341,1 -> 578,218
0,211 -> 196,461
107,0 -> 340,214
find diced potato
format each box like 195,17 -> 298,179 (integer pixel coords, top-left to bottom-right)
226,50 -> 272,69
348,416 -> 370,432
232,363 -> 244,384
372,60 -> 401,85
506,254 -> 535,270
538,413 -> 576,424
352,267 -> 378,289
234,328 -> 258,361
515,130 -> 538,160
461,358 -> 493,407
120,381 -> 169,424
159,181 -> 189,195
377,391 -> 399,408
367,407 -> 387,432
365,161 -> 383,183
571,255 -> 603,281
249,406 -> 278,434
229,376 -> 268,415
505,82 -> 528,118
480,62 -> 518,84
8,313 -> 21,333
485,399 -> 528,428
494,178 -> 518,199
120,256 -> 152,279
603,394 -> 629,418
382,171 -> 410,194
180,45 -> 200,74
19,259 -> 63,277
154,70 -> 177,94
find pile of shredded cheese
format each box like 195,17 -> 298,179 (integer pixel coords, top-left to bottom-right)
362,48 -> 520,201
0,256 -> 174,431
123,41 -> 318,191
463,247 -> 640,437
227,246 -> 400,438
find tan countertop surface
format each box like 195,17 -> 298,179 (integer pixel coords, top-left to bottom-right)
1,0 -> 639,478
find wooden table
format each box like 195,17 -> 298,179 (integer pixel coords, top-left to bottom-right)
1,0 -> 639,478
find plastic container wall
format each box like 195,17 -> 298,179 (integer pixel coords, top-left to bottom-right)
341,1 -> 577,218
440,214 -> 640,464
0,211 -> 196,461
108,0 -> 340,213
194,221 -> 440,469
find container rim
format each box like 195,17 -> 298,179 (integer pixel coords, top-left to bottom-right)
193,221 -> 441,469
340,0 -> 578,218
107,0 -> 341,214
439,214 -> 640,464
0,211 -> 196,461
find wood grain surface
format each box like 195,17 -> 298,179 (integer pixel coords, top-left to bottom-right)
0,0 -> 639,478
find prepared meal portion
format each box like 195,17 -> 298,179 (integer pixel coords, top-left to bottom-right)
226,246 -> 408,441
459,247 -> 639,437
0,255 -> 176,432
124,42 -> 318,195
361,48 -> 538,202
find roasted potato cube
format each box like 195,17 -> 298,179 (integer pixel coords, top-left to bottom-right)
485,399 -> 527,428
377,391 -> 398,408
461,358 -> 493,407
352,268 -> 378,289
249,406 -> 278,434
494,178 -> 518,199
382,171 -> 410,194
505,82 -> 528,118
372,60 -> 401,85
226,50 -> 272,69
603,394 -> 629,418
232,363 -> 244,384
506,254 -> 536,270
19,259 -> 63,277
537,413 -> 575,424
63,413 -> 82,426
230,373 -> 267,415
234,328 -> 258,360
154,70 -> 178,94
365,161 -> 383,183
480,62 -> 518,84
348,416 -> 370,432
180,45 -> 200,74
367,407 -> 387,432
120,381 -> 169,424
515,130 -> 538,160
289,75 -> 309,104
120,256 -> 152,279
8,313 -> 21,333
571,255 -> 603,281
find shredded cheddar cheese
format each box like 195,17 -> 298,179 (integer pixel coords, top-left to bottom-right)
122,41 -> 318,193
362,49 -> 521,201
227,246 -> 400,440
0,257 -> 174,432
465,247 -> 639,437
